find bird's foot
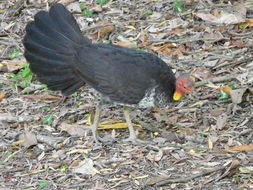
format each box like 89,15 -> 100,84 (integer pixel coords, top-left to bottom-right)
96,135 -> 116,144
123,136 -> 153,145
80,125 -> 115,144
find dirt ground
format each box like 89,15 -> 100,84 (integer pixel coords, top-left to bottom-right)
0,0 -> 253,189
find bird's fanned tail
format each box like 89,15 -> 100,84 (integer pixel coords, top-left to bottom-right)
23,3 -> 90,96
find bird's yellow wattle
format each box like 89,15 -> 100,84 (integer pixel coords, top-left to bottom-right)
173,91 -> 183,101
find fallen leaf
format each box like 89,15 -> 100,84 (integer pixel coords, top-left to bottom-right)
241,18 -> 253,28
17,132 -> 38,148
146,150 -> 163,162
230,88 -> 247,104
114,41 -> 137,49
217,160 -> 240,180
0,92 -> 6,100
239,167 -> 253,174
90,4 -> 103,13
216,113 -> 228,130
196,3 -> 246,25
73,158 -> 99,175
218,86 -> 232,96
192,67 -> 213,80
0,113 -> 33,123
66,2 -> 81,12
148,18 -> 188,33
208,137 -> 213,149
60,122 -> 87,136
203,30 -> 224,42
225,144 -> 253,152
209,109 -> 224,118
138,29 -> 149,45
204,59 -> 219,67
125,25 -> 136,30
150,43 -> 177,55
0,60 -> 27,72
22,94 -> 64,101
98,25 -> 114,39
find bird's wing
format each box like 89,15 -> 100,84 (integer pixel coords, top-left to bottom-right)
75,44 -> 173,104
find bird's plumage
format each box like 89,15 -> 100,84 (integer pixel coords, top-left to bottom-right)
23,3 -> 176,107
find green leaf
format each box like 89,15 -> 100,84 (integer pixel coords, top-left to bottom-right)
38,181 -> 49,189
130,44 -> 139,50
143,10 -> 153,15
72,92 -> 78,97
172,1 -> 184,12
103,40 -> 111,44
82,9 -> 93,17
42,107 -> 51,112
199,132 -> 207,137
97,0 -> 107,5
59,164 -> 68,172
228,82 -> 236,90
79,3 -> 87,10
219,90 -> 229,100
10,49 -> 20,59
43,113 -> 54,125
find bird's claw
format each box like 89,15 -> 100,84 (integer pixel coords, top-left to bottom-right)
80,125 -> 115,144
96,135 -> 116,144
123,137 -> 153,145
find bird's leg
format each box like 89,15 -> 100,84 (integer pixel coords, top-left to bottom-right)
89,105 -> 101,144
123,107 -> 150,144
82,104 -> 114,144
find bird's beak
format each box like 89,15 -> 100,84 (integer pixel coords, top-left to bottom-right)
173,90 -> 183,101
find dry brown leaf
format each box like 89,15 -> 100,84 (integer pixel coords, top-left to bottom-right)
60,123 -> 87,136
0,60 -> 27,72
98,25 -> 114,39
230,88 -> 247,104
18,132 -> 38,148
66,2 -> 81,12
0,92 -> 6,100
196,3 -> 246,25
22,94 -> 64,101
91,4 -> 103,13
139,29 -> 148,45
225,144 -> 253,152
73,158 -> 98,175
150,43 -> 177,55
192,67 -> 213,80
232,40 -> 245,48
242,18 -> 253,27
148,18 -> 188,33
218,86 -> 232,96
146,150 -> 163,162
203,30 -> 224,42
217,160 -> 240,180
209,109 -> 224,118
216,113 -> 228,130
114,41 -> 137,49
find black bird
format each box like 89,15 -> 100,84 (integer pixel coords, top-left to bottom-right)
23,3 -> 194,144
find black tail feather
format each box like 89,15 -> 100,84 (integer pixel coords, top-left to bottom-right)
23,3 -> 90,96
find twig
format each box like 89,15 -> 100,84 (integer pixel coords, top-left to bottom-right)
81,24 -> 114,32
148,37 -> 230,44
154,165 -> 227,186
6,0 -> 26,19
195,74 -> 238,87
37,135 -> 64,148
214,55 -> 253,69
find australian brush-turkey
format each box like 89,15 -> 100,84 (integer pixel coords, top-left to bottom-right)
23,3 -> 194,144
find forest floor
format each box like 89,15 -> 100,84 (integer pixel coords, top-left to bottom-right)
0,0 -> 253,189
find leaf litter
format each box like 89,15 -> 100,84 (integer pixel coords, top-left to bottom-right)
0,0 -> 253,189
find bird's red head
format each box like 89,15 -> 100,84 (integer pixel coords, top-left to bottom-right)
173,75 -> 195,101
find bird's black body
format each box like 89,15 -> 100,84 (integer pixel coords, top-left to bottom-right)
23,3 -> 176,108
